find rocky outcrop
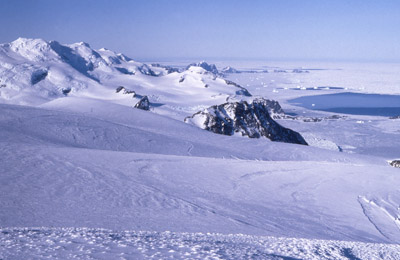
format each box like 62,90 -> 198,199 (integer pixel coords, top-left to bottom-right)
137,64 -> 158,76
390,160 -> 400,168
257,99 -> 284,119
224,80 -> 252,97
185,98 -> 308,145
134,96 -> 150,111
116,86 -> 136,96
221,66 -> 240,74
115,67 -> 134,75
31,69 -> 48,85
62,88 -> 71,95
151,63 -> 180,74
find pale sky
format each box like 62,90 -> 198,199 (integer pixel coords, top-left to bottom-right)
1,0 -> 399,62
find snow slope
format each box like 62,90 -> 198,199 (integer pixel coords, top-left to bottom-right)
1,103 -> 398,241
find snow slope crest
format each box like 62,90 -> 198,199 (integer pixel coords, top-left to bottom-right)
0,38 -> 166,105
6,38 -> 55,62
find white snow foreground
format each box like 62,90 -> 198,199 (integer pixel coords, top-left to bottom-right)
1,103 -> 400,258
1,228 -> 400,260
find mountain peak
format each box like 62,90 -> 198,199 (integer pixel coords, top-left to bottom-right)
186,61 -> 219,75
77,42 -> 91,48
7,38 -> 55,62
10,37 -> 50,50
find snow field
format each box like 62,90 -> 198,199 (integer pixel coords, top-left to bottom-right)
1,228 -> 400,260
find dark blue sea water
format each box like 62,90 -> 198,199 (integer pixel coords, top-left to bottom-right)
289,92 -> 400,117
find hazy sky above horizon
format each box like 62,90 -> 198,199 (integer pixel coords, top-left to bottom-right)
1,0 -> 399,62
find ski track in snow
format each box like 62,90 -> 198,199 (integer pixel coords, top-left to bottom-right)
1,228 -> 400,260
357,196 -> 400,243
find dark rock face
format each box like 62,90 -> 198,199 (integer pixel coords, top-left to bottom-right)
31,69 -> 48,85
224,80 -> 252,97
257,99 -> 284,119
116,86 -> 125,93
151,63 -> 180,74
185,98 -> 308,145
134,96 -> 150,111
137,64 -> 158,76
390,160 -> 400,168
116,86 -> 135,96
186,61 -> 219,75
115,67 -> 134,75
62,88 -> 71,95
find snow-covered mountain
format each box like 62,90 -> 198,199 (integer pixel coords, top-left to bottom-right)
186,61 -> 220,75
0,39 -> 243,108
0,38 -> 307,145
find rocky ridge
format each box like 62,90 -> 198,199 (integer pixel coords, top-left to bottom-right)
185,98 -> 308,145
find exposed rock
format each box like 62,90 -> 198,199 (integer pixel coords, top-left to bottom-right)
389,115 -> 400,119
137,64 -> 158,76
224,80 -> 252,97
292,69 -> 309,73
186,61 -> 219,75
151,63 -> 180,74
390,160 -> 400,168
31,69 -> 48,85
301,117 -> 324,122
116,86 -> 124,93
259,99 -> 285,119
279,114 -> 347,122
62,88 -> 71,95
134,96 -> 150,111
116,86 -> 135,96
115,67 -> 134,75
221,66 -> 241,74
185,98 -> 308,145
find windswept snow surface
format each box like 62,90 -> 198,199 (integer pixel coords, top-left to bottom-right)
1,103 -> 400,259
1,39 -> 400,258
2,228 -> 400,260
